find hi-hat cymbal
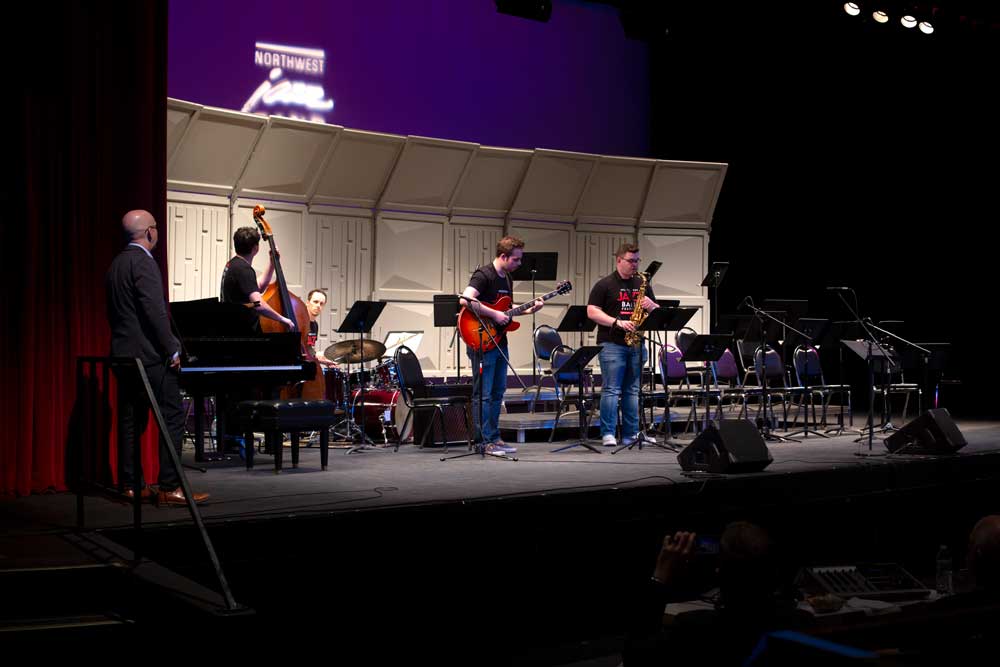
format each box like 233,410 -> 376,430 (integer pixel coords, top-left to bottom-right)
324,339 -> 386,364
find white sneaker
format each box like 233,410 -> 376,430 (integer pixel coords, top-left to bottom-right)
602,434 -> 618,447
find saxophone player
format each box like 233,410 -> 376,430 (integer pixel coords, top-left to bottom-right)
587,243 -> 660,446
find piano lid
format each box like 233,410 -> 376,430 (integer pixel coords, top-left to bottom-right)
171,298 -> 301,368
171,298 -> 260,338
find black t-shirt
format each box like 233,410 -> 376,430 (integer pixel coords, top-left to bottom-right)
468,262 -> 513,343
308,320 -> 319,349
220,257 -> 260,332
587,271 -> 656,345
221,257 -> 258,305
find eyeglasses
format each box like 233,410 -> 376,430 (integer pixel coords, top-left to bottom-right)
621,257 -> 641,264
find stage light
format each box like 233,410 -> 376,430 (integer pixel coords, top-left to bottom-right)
844,2 -> 861,16
873,10 -> 889,23
919,20 -> 934,34
901,15 -> 917,28
495,0 -> 552,23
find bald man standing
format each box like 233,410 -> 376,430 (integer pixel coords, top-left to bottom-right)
105,210 -> 208,506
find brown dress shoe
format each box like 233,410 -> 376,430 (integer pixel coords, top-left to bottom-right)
155,487 -> 210,506
122,487 -> 155,503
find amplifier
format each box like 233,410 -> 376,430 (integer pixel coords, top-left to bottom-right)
412,383 -> 474,446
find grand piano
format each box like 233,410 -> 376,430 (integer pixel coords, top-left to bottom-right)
171,298 -> 315,462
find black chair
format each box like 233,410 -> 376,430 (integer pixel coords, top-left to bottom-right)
525,325 -> 564,411
753,346 -> 805,430
792,344 -> 852,429
394,345 -> 474,452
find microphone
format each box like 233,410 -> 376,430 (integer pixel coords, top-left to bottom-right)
826,286 -> 851,292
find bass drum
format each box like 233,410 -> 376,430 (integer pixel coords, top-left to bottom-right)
350,388 -> 412,444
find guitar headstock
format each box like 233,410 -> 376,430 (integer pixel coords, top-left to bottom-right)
556,280 -> 573,295
252,205 -> 273,239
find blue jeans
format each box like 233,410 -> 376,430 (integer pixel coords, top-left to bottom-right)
469,343 -> 508,443
598,342 -> 646,439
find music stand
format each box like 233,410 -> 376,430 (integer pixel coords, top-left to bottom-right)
842,339 -> 894,455
337,300 -> 387,454
556,305 -> 597,350
701,261 -> 729,331
433,294 -> 462,382
626,306 -> 696,449
551,346 -> 604,454
679,334 -> 730,440
511,252 -> 559,386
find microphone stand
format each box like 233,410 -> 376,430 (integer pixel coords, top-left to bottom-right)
447,326 -> 461,383
742,298 -> 809,443
832,289 -> 894,456
442,295 -> 517,461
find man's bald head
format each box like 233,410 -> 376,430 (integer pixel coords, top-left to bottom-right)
122,210 -> 157,249
970,515 -> 1000,591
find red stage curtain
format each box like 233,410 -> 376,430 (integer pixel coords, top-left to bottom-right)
2,1 -> 168,496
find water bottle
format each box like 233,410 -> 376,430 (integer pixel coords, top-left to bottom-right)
935,544 -> 953,595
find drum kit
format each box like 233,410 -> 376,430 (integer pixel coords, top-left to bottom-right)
322,338 -> 411,445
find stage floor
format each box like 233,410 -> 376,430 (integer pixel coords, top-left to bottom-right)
5,417 -> 1000,539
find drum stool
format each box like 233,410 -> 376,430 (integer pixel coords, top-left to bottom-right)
236,399 -> 339,472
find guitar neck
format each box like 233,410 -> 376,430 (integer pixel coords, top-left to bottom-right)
504,287 -> 563,316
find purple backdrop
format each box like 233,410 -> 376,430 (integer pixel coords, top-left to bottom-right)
168,0 -> 649,157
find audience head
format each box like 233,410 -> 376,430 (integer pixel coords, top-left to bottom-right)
969,515 -> 1000,592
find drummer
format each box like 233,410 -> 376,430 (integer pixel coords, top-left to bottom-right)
305,289 -> 338,368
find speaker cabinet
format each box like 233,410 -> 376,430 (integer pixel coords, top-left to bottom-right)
885,408 -> 966,454
677,420 -> 772,473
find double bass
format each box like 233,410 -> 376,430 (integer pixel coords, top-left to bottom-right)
252,205 -> 325,400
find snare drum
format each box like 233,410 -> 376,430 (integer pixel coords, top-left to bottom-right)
374,359 -> 399,388
323,367 -> 347,409
350,388 -> 412,444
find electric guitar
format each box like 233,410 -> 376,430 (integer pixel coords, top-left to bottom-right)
458,280 -> 572,352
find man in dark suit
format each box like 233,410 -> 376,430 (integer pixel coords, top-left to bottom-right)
106,209 -> 208,506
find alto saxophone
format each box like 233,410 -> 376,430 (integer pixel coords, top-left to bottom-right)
623,272 -> 649,347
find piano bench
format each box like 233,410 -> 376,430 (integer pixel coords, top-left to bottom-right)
236,399 -> 339,472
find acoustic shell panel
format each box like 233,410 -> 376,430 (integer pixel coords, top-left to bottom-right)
374,213 -> 446,302
575,156 -> 655,225
234,203 -> 309,298
166,200 -> 231,303
238,117 -> 341,201
638,230 -> 708,299
510,149 -> 599,221
167,106 -> 266,196
166,99 -> 200,167
305,211 -> 373,354
451,147 -> 532,218
311,129 -> 405,208
447,223 -> 503,298
379,136 -> 478,214
508,221 -> 575,305
641,160 -> 727,228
